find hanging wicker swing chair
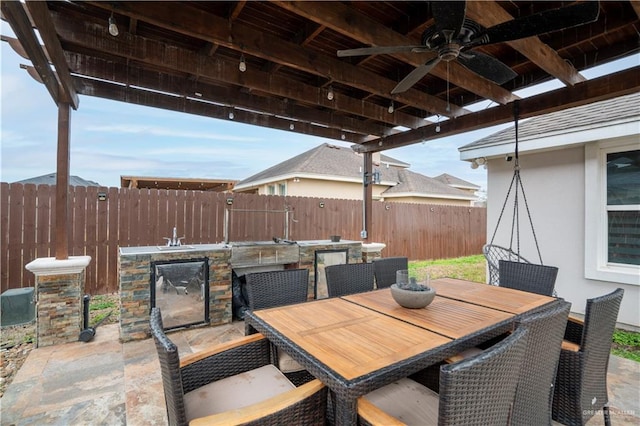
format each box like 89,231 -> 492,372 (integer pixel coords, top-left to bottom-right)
483,101 -> 559,296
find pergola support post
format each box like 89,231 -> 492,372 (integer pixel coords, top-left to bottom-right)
361,152 -> 373,240
55,103 -> 71,260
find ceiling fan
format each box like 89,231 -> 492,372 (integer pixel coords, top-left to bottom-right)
337,1 -> 600,94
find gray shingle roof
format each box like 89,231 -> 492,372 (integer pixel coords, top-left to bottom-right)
460,92 -> 640,150
236,143 -> 407,186
383,169 -> 473,198
433,173 -> 479,190
14,173 -> 101,187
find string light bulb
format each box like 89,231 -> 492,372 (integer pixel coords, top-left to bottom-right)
239,54 -> 246,72
388,101 -> 394,114
435,114 -> 441,133
228,110 -> 234,120
327,86 -> 334,101
108,12 -> 119,36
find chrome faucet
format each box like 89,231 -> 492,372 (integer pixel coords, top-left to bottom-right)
163,227 -> 185,246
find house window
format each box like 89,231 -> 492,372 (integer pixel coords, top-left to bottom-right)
585,140 -> 639,285
607,150 -> 640,265
278,183 -> 286,195
267,185 -> 276,195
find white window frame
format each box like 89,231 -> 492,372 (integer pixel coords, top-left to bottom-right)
584,138 -> 640,285
278,183 -> 286,195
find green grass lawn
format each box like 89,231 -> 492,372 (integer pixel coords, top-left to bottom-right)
409,254 -> 486,283
409,255 -> 639,363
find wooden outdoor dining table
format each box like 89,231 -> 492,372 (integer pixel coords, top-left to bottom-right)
244,277 -> 558,425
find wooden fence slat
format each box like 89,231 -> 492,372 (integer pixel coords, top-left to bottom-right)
96,186 -> 109,294
1,183 -> 11,291
21,184 -> 37,288
157,189 -> 168,244
84,186 -> 97,293
71,186 -> 85,257
7,184 -> 24,290
148,189 -> 159,245
35,185 -> 51,261
138,188 -> 149,248
184,190 -> 195,244
129,187 -> 141,247
107,187 -> 119,295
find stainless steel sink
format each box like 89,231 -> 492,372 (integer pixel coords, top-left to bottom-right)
156,245 -> 195,250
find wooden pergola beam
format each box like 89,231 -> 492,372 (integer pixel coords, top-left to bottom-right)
465,1 -> 586,86
25,1 -> 79,109
357,65 -> 640,152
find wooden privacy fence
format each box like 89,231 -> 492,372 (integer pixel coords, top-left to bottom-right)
1,183 -> 486,294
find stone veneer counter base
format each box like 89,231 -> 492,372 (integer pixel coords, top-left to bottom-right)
118,244 -> 231,342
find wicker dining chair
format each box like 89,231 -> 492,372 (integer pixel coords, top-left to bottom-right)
372,256 -> 408,289
483,244 -> 530,285
325,262 -> 375,297
510,300 -> 571,426
498,259 -> 559,296
244,268 -> 309,311
552,288 -> 624,426
243,268 -> 313,385
150,308 -> 327,426
357,326 -> 529,426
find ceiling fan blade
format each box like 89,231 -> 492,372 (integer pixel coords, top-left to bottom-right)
337,45 -> 426,57
391,57 -> 441,94
458,51 -> 517,85
431,0 -> 467,41
474,1 -> 600,46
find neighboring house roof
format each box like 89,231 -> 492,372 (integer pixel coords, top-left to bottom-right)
459,92 -> 640,160
235,143 -> 406,189
235,143 -> 475,201
14,173 -> 101,187
433,173 -> 480,191
382,169 -> 474,200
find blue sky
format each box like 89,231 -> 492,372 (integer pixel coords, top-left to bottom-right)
1,20 -> 637,190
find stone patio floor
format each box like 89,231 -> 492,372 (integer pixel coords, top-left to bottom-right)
1,321 -> 638,425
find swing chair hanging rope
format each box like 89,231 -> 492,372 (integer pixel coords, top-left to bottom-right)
488,100 -> 544,265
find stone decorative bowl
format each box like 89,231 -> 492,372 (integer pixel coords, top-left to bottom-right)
390,283 -> 436,309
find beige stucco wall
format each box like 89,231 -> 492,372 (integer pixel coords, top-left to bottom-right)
252,178 -> 389,200
383,196 -> 471,206
486,145 -> 639,328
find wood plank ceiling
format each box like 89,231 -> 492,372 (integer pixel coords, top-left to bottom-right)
3,1 -> 640,153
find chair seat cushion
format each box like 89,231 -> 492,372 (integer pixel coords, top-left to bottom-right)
184,364 -> 295,421
363,378 -> 439,425
278,348 -> 305,373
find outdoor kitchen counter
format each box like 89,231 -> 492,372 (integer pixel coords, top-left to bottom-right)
119,244 -> 228,255
296,240 -> 360,246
